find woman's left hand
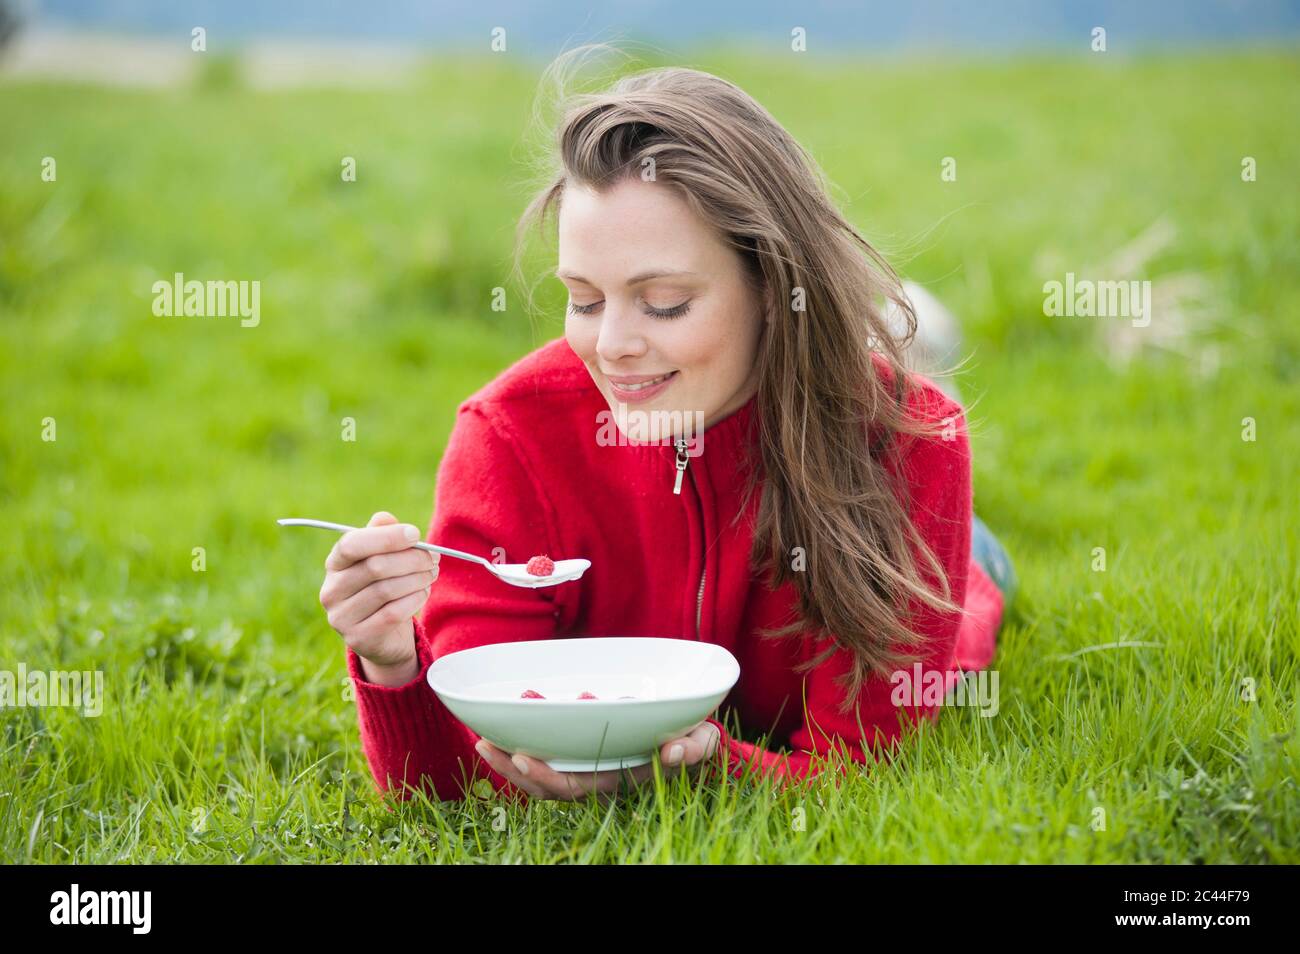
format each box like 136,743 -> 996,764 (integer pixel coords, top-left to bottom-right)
474,721 -> 722,803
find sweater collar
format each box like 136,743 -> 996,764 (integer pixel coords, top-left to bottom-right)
609,390 -> 758,457
655,392 -> 761,496
685,390 -> 758,454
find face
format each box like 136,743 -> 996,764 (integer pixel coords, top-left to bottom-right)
558,176 -> 766,443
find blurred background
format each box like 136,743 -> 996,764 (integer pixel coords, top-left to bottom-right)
0,2 -> 1296,862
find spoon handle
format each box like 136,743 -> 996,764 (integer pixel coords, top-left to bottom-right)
276,518 -> 491,567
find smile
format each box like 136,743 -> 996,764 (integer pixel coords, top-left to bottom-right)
606,370 -> 679,402
614,371 -> 676,391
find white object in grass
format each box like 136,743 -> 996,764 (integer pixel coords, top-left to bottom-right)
429,637 -> 739,772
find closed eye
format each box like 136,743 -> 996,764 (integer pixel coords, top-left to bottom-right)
566,299 -> 692,320
647,301 -> 691,319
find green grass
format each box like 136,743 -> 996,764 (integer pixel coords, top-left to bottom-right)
1,49 -> 1297,863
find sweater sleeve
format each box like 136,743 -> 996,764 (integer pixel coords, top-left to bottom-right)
702,377 -> 975,792
347,402 -> 567,806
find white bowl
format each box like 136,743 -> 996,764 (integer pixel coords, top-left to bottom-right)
427,637 -> 740,771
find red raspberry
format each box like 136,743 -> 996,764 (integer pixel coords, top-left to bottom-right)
525,554 -> 555,576
520,689 -> 546,699
577,691 -> 598,700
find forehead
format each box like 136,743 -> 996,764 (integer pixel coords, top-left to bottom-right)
557,178 -> 724,277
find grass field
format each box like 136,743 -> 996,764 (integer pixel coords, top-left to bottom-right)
1,49 -> 1297,863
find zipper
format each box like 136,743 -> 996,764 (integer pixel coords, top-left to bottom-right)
694,568 -> 705,640
675,436 -> 707,640
673,438 -> 689,495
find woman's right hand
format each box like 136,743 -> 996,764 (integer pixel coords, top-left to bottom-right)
319,511 -> 440,686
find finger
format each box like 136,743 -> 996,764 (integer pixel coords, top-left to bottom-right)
321,548 -> 438,607
516,752 -> 643,801
368,511 -> 397,527
692,720 -> 723,758
659,721 -> 722,772
498,748 -> 591,800
487,743 -> 625,802
492,741 -> 709,800
325,521 -> 423,571
685,721 -> 725,777
557,757 -> 660,802
607,759 -> 673,801
473,740 -> 550,800
587,744 -> 708,789
327,570 -> 434,631
617,760 -> 661,788
347,586 -> 430,638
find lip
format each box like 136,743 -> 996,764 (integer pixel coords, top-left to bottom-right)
606,370 -> 678,403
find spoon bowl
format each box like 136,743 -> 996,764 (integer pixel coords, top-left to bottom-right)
488,559 -> 591,588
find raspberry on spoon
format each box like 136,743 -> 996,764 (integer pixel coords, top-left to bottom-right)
525,554 -> 555,577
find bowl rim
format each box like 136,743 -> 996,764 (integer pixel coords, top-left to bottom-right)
426,636 -> 739,706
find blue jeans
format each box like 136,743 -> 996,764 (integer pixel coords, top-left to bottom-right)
971,514 -> 1017,609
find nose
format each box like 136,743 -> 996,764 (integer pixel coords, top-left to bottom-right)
594,299 -> 648,365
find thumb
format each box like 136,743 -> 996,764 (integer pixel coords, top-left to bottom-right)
367,511 -> 399,528
662,720 -> 722,768
696,720 -> 722,760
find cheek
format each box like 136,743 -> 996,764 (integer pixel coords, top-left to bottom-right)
654,321 -> 711,376
686,302 -> 751,375
565,320 -> 598,362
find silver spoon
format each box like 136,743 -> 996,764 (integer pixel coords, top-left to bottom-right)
276,518 -> 590,588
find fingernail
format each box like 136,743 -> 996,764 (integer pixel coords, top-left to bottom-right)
511,754 -> 531,775
474,740 -> 488,759
665,744 -> 684,765
403,525 -> 419,541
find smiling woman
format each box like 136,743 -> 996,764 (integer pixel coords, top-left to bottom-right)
328,45 -> 1011,805
551,178 -> 765,432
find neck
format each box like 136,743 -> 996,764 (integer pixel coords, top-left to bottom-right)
703,371 -> 760,433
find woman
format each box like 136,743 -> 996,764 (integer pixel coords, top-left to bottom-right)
316,59 -> 1015,805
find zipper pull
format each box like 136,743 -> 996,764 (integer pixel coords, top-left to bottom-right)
673,437 -> 689,495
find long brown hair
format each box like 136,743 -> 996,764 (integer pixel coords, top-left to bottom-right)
512,47 -> 963,716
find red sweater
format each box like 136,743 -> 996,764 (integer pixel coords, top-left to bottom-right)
346,338 -> 1003,803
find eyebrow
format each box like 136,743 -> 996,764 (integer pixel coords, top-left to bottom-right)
554,268 -> 700,286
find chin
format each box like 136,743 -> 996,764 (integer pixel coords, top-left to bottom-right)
604,397 -> 676,443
